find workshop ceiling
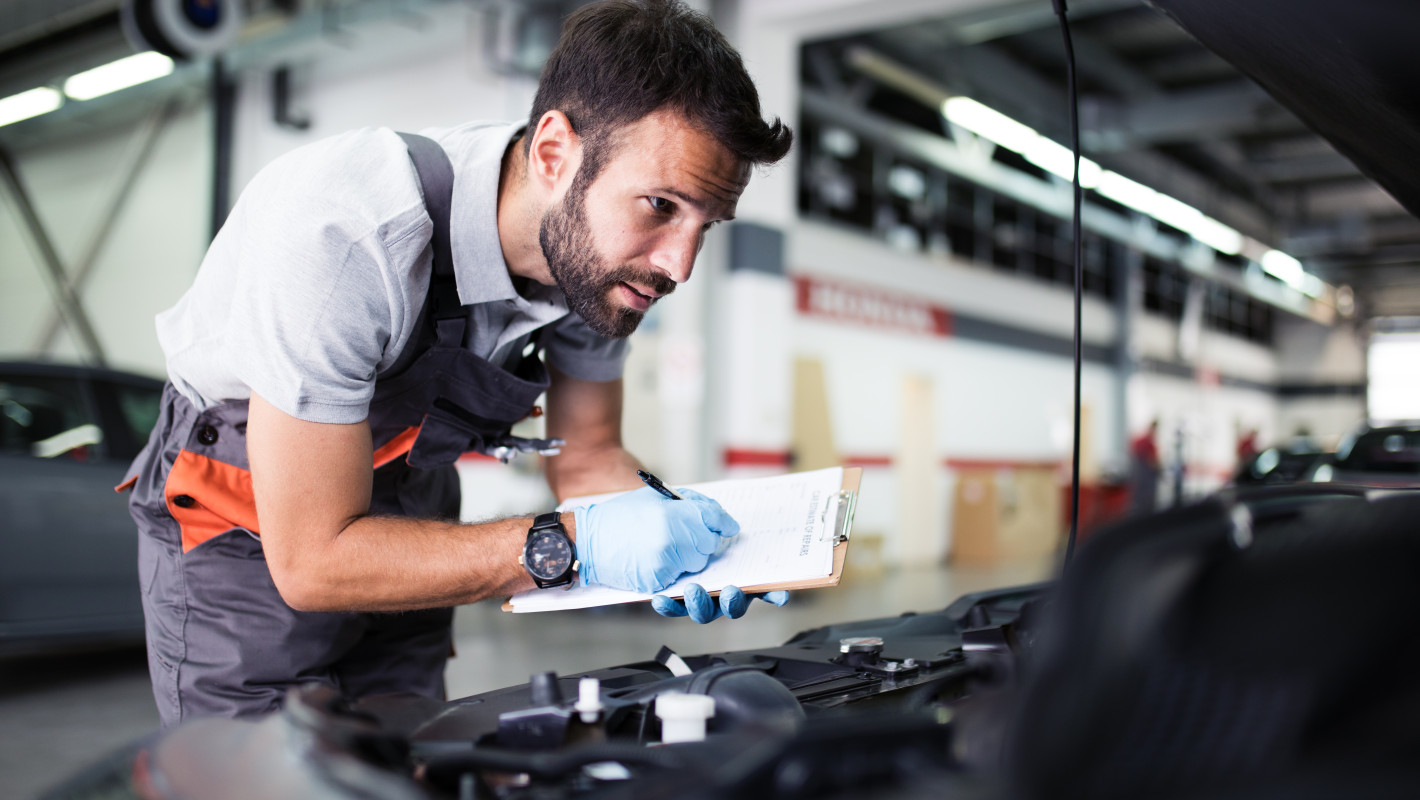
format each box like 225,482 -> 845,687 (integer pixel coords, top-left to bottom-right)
801,0 -> 1420,319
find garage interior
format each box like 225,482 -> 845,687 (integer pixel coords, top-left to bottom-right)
3,0 -> 1418,796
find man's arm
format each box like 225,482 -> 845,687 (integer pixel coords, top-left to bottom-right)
543,364 -> 645,501
247,392 -> 548,612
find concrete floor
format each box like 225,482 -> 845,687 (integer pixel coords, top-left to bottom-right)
0,559 -> 1052,798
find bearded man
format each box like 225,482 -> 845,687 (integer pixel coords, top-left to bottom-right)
121,0 -> 792,726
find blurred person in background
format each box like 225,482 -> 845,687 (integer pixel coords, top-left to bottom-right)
1235,423 -> 1259,468
1129,419 -> 1161,514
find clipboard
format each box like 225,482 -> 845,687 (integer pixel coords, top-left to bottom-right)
501,466 -> 861,612
719,465 -> 860,596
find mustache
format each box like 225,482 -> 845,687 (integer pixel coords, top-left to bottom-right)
605,265 -> 677,298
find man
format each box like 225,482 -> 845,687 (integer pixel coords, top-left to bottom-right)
1128,419 -> 1161,514
121,0 -> 792,726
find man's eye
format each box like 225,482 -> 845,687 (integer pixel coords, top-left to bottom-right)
647,196 -> 674,213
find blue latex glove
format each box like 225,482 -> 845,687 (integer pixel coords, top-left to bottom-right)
651,583 -> 790,623
573,487 -> 739,594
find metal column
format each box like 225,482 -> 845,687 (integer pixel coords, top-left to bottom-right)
211,56 -> 237,240
32,97 -> 183,353
0,146 -> 109,367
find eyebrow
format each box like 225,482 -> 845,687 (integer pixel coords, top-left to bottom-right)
653,187 -> 738,220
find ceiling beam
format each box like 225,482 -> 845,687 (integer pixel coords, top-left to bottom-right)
1295,181 -> 1407,218
1253,154 -> 1374,185
1083,82 -> 1292,151
945,0 -> 1141,45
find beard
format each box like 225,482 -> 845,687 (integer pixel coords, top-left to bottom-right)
539,180 -> 677,339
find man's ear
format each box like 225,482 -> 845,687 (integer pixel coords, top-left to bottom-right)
527,110 -> 582,192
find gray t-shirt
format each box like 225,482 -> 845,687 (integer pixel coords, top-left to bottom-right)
156,121 -> 627,424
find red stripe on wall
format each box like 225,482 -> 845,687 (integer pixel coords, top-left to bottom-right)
722,448 -> 793,467
944,458 -> 1063,471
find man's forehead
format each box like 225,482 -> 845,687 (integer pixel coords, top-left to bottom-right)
656,157 -> 750,213
603,110 -> 751,213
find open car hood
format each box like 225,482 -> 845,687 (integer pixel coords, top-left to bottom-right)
1146,0 -> 1420,218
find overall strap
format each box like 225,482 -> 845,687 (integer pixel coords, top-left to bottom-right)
383,133 -> 464,379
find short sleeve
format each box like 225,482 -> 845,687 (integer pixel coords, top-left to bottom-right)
217,136 -> 427,422
542,313 -> 630,382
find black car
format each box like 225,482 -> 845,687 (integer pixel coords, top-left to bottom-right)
0,361 -> 163,656
1311,424 -> 1420,489
1234,445 -> 1330,487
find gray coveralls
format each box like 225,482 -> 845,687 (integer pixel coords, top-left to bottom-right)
122,135 -> 550,725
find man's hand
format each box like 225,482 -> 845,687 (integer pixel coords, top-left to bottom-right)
651,584 -> 790,623
573,487 -> 738,593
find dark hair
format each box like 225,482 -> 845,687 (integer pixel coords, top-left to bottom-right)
526,0 -> 792,181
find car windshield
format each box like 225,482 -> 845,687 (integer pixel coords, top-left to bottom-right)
0,375 -> 102,459
112,382 -> 163,448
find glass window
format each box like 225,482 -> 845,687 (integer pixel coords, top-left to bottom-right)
1368,333 -> 1420,423
0,375 -> 102,459
112,382 -> 163,446
1336,428 -> 1420,474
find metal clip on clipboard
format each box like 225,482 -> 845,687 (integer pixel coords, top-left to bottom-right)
819,489 -> 859,546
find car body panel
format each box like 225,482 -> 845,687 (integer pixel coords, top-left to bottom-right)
0,362 -> 163,655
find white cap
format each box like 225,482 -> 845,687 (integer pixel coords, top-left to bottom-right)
655,692 -> 715,744
575,676 -> 603,723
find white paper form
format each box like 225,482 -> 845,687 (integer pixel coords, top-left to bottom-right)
507,467 -> 845,613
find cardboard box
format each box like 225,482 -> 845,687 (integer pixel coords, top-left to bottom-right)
949,465 -> 1063,565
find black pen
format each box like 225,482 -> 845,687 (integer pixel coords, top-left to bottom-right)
637,469 -> 682,500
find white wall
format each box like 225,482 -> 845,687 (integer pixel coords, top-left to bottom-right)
1276,316 -> 1366,385
1,105 -> 209,376
1273,316 -> 1366,444
231,5 -> 538,192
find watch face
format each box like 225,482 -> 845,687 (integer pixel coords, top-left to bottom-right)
525,530 -> 573,581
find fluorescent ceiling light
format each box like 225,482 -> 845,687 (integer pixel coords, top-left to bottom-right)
944,97 -> 1104,187
1189,217 -> 1244,255
0,87 -> 62,127
1148,193 -> 1204,232
1023,137 -> 1102,188
1300,273 -> 1327,299
1261,249 -> 1305,288
942,97 -> 1038,153
64,51 -> 173,101
1096,170 -> 1158,213
943,95 -> 1247,260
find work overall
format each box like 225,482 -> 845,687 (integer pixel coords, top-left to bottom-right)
122,135 -> 551,725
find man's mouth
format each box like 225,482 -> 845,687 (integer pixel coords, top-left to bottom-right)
617,282 -> 657,312
625,282 -> 663,300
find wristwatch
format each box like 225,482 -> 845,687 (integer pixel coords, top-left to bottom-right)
520,511 -> 578,589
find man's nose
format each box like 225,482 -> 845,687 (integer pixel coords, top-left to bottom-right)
650,228 -> 702,284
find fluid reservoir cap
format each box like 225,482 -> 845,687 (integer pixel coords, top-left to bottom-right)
575,676 -> 602,722
839,636 -> 885,654
656,692 -> 715,744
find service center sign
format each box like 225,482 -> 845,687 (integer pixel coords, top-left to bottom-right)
794,274 -> 952,338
